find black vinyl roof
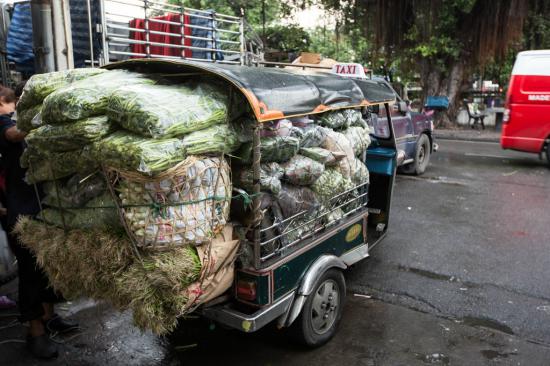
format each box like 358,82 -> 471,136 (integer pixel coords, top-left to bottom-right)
105,59 -> 396,122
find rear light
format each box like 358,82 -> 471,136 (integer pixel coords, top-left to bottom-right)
503,108 -> 510,123
236,279 -> 257,301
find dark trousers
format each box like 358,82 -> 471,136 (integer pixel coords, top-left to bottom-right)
7,231 -> 60,323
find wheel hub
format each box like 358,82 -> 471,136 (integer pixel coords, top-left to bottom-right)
311,279 -> 340,335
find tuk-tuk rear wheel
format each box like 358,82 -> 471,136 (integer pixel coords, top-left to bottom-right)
290,269 -> 346,348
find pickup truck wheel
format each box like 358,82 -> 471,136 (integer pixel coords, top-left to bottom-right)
546,143 -> 550,168
290,269 -> 346,348
401,134 -> 431,175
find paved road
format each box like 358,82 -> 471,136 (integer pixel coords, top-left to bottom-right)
2,140 -> 550,365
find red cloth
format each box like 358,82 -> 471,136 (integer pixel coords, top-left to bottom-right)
129,13 -> 191,58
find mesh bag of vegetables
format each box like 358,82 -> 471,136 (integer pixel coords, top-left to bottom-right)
17,68 -> 107,110
107,82 -> 228,138
299,147 -> 346,166
111,156 -> 231,248
39,192 -> 120,229
280,155 -> 324,185
237,136 -> 300,164
290,124 -> 326,148
15,104 -> 42,132
42,70 -> 155,124
318,109 -> 364,130
350,157 -> 370,186
182,124 -> 241,155
343,126 -> 371,156
276,184 -> 320,218
26,116 -> 115,152
94,131 -> 186,175
311,168 -> 356,207
23,147 -> 97,184
234,162 -> 284,194
42,172 -> 106,208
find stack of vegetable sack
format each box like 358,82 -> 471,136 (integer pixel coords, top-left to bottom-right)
15,69 -> 240,334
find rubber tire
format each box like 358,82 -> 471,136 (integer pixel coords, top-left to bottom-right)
400,133 -> 431,175
290,269 -> 346,348
546,143 -> 550,168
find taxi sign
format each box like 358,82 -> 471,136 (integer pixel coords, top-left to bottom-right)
331,63 -> 368,79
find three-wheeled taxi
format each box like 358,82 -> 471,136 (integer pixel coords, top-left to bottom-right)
106,59 -> 398,347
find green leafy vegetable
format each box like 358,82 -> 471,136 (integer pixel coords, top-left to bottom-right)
16,104 -> 42,132
181,124 -> 240,155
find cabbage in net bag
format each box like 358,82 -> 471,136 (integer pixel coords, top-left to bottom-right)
237,136 -> 300,164
182,124 -> 241,155
116,157 -> 231,247
42,70 -> 155,124
234,162 -> 284,194
16,104 -> 42,132
280,155 -> 324,185
108,82 -> 228,138
17,68 -> 107,110
26,116 -> 115,152
94,131 -> 186,175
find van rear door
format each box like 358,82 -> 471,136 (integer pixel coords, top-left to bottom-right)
501,50 -> 550,153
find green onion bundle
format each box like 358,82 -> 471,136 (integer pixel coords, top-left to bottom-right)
108,83 -> 228,138
16,104 -> 42,132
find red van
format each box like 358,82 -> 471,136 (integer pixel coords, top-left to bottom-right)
501,50 -> 550,165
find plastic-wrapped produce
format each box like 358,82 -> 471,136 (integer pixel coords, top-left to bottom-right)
343,126 -> 371,155
321,127 -> 356,178
94,131 -> 186,175
42,172 -> 106,208
15,104 -> 42,132
290,124 -> 326,148
260,119 -> 292,137
232,117 -> 255,143
116,157 -> 231,247
108,82 -> 228,138
235,162 -> 284,194
237,136 -> 300,164
299,147 -> 345,166
23,147 -> 97,184
276,184 -> 319,218
350,157 -> 370,186
17,68 -> 107,110
182,124 -> 240,155
311,168 -> 355,206
317,109 -> 363,130
280,155 -> 324,185
26,116 -> 115,152
42,70 -> 155,124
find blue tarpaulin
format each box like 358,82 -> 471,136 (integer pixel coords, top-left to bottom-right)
6,2 -> 34,76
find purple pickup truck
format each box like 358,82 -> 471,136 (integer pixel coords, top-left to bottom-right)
373,77 -> 437,175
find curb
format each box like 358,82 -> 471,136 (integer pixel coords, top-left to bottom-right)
434,134 -> 500,143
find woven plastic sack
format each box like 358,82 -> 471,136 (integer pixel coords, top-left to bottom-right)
318,109 -> 363,130
299,147 -> 345,166
321,127 -> 356,178
42,70 -> 154,124
237,136 -> 300,164
311,168 -> 355,206
42,172 -> 106,208
343,127 -> 371,156
23,147 -> 97,184
280,155 -> 324,185
115,156 -> 231,248
351,157 -> 370,186
26,116 -> 115,153
182,124 -> 241,155
15,104 -> 42,132
235,162 -> 284,194
94,131 -> 186,175
108,82 -> 228,138
17,68 -> 107,110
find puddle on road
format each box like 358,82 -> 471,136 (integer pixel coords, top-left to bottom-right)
481,349 -> 512,360
461,316 -> 514,335
398,265 -> 456,282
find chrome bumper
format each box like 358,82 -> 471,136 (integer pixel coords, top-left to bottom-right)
201,291 -> 295,333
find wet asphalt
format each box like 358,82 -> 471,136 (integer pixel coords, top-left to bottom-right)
1,139 -> 550,365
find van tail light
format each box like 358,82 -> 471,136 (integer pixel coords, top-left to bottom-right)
503,108 -> 510,123
236,279 -> 257,301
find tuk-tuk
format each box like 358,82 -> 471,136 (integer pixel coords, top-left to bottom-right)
106,59 -> 398,347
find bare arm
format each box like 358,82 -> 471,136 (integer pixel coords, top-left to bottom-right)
3,125 -> 27,142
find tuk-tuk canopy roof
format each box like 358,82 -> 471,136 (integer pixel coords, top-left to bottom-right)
105,59 -> 396,122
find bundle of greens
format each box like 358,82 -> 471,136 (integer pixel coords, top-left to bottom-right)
317,109 -> 363,130
311,168 -> 355,206
42,172 -> 106,208
94,131 -> 186,175
26,116 -> 115,152
17,68 -> 107,110
42,70 -> 155,124
23,147 -> 97,184
182,124 -> 240,155
16,104 -> 42,132
235,162 -> 284,194
281,155 -> 324,186
299,147 -> 345,166
39,193 -> 119,229
343,126 -> 371,156
237,136 -> 300,164
108,83 -> 228,138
